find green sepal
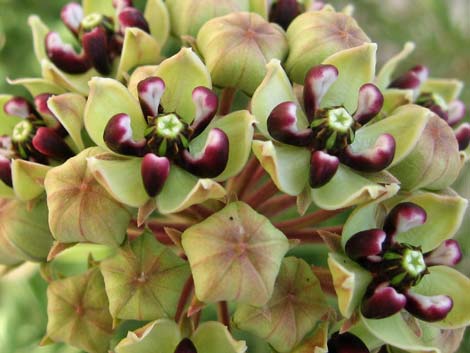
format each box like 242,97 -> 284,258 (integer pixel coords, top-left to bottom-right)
420,79 -> 463,104
145,0 -> 170,46
11,159 -> 51,201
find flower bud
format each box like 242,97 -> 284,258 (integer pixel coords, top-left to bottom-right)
197,12 -> 288,95
285,9 -> 370,83
166,0 -> 249,37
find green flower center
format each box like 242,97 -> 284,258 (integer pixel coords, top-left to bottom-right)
402,249 -> 426,277
327,107 -> 354,133
156,114 -> 184,139
81,13 -> 104,30
12,121 -> 33,143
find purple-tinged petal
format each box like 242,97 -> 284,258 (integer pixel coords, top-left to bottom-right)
361,285 -> 406,319
455,123 -> 470,151
309,150 -> 339,188
353,83 -> 384,125
383,202 -> 427,244
447,100 -> 466,127
60,2 -> 83,36
82,27 -> 111,75
174,338 -> 198,353
0,156 -> 12,187
389,65 -> 429,90
141,153 -> 170,197
428,104 -> 448,122
118,7 -> 150,33
267,102 -> 313,146
45,32 -> 91,74
269,0 -> 302,30
137,77 -> 166,118
34,93 -> 53,117
32,127 -> 74,160
341,133 -> 395,173
181,128 -> 229,178
345,229 -> 386,261
405,290 -> 453,322
327,332 -> 370,353
190,86 -> 218,138
4,97 -> 34,118
425,240 -> 462,267
303,65 -> 339,120
103,113 -> 147,156
113,0 -> 133,12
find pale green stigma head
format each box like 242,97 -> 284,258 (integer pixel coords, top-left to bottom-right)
12,121 -> 33,143
81,13 -> 104,30
156,114 -> 184,139
402,249 -> 426,277
327,107 -> 354,133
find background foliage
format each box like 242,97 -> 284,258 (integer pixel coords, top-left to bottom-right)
0,0 -> 469,352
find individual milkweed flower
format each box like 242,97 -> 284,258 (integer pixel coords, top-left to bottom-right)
329,191 -> 470,329
26,0 -> 169,95
375,42 -> 470,154
0,92 -> 85,200
251,44 -> 402,211
85,48 -> 254,217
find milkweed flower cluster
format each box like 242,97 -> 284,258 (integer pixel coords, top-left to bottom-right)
0,1 -> 469,353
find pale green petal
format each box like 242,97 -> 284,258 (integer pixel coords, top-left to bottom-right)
7,77 -> 66,97
82,0 -> 114,17
87,153 -> 149,208
116,28 -> 161,81
381,88 -> 414,115
311,165 -> 399,210
321,43 -> 377,112
84,77 -> 146,149
28,15 -> 49,63
0,179 -> 15,199
192,322 -> 247,353
48,93 -> 86,151
413,266 -> 470,329
154,48 -> 212,123
252,140 -> 310,196
11,159 -> 51,201
420,79 -> 463,104
375,42 -> 416,90
251,59 -> 307,138
145,0 -> 170,46
156,165 -> 226,214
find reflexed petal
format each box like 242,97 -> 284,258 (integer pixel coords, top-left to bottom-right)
353,83 -> 384,125
138,76 -> 166,118
32,127 -> 74,159
144,0 -> 170,46
345,229 -> 386,260
405,291 -> 453,322
174,338 -> 197,353
303,64 -> 338,119
190,86 -> 218,138
103,113 -> 147,156
0,156 -> 12,187
181,128 -> 228,178
82,27 -> 111,75
141,153 -> 170,197
375,42 -> 415,90
327,332 -> 370,353
341,134 -> 395,173
389,65 -> 429,90
383,202 -> 426,244
34,93 -> 54,118
447,100 -> 466,127
425,240 -> 462,267
4,96 -> 33,118
11,159 -> 51,201
60,2 -> 83,35
309,150 -> 339,188
455,123 -> 470,151
118,7 -> 150,33
361,285 -> 406,319
45,32 -> 91,74
268,102 -> 313,146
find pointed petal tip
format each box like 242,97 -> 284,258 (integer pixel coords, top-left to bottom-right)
141,153 -> 170,197
405,291 -> 453,322
341,133 -> 395,173
361,285 -> 407,319
103,113 -> 147,156
181,128 -> 229,178
267,101 -> 313,146
309,150 -> 339,188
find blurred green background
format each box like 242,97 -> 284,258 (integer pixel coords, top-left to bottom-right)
0,0 -> 469,352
